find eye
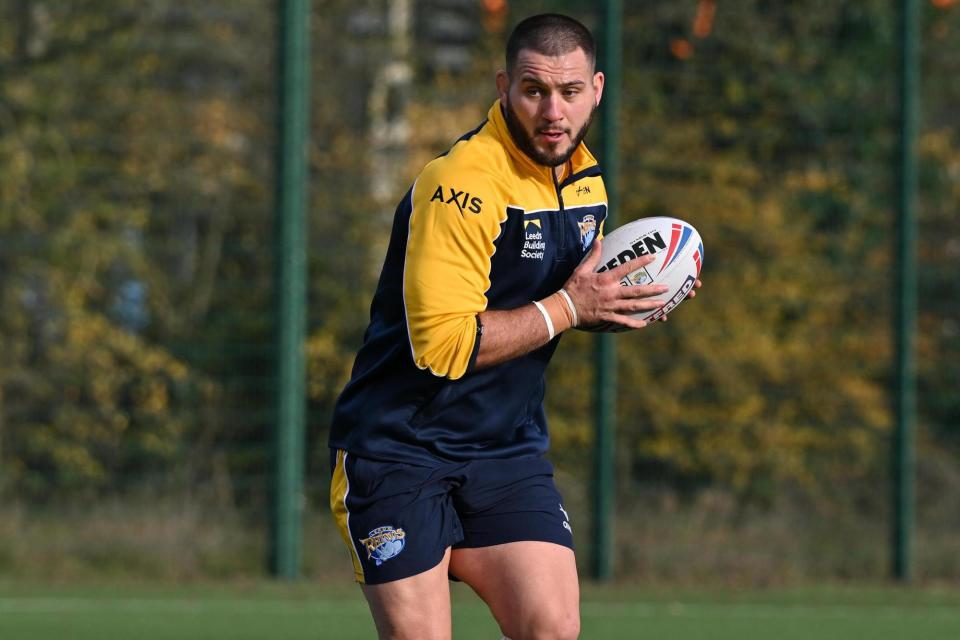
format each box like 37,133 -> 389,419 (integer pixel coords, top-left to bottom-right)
563,88 -> 581,98
525,87 -> 542,97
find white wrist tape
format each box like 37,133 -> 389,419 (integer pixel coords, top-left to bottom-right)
558,288 -> 579,327
532,300 -> 555,340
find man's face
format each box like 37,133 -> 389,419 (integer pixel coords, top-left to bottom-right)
496,47 -> 604,168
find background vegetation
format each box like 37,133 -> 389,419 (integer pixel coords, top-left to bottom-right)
0,0 -> 957,583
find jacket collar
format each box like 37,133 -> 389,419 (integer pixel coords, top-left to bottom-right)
487,100 -> 599,181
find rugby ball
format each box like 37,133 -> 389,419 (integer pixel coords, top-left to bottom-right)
595,216 -> 703,324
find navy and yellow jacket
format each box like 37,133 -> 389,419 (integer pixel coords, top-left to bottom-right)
329,100 -> 608,466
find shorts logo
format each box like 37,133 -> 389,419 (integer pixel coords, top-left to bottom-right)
559,503 -> 572,534
578,214 -> 596,251
360,526 -> 407,566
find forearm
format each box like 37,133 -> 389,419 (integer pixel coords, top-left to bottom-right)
474,288 -> 577,369
469,240 -> 676,372
474,305 -> 554,370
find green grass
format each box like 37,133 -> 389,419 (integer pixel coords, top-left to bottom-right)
1,582 -> 959,639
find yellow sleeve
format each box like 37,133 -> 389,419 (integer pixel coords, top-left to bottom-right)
404,160 -> 504,380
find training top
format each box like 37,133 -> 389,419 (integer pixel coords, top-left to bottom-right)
328,100 -> 608,466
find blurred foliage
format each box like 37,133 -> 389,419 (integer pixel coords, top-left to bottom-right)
602,1 -> 902,499
0,1 -> 273,497
0,0 -> 957,524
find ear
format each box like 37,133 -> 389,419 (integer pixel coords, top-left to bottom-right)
592,71 -> 605,106
495,69 -> 510,103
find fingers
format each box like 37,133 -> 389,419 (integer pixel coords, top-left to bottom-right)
607,253 -> 656,281
620,283 -> 669,301
608,295 -> 667,313
578,271 -> 701,330
601,315 -> 649,331
565,241 -> 697,329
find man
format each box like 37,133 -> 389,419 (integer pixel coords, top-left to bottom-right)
329,13 -> 700,640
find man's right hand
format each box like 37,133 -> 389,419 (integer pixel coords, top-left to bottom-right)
562,238 -> 669,331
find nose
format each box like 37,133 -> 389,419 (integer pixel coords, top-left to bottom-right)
541,93 -> 563,122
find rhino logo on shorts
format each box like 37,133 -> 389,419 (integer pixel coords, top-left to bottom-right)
360,526 -> 407,566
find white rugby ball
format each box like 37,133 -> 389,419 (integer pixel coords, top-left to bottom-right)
596,216 -> 703,323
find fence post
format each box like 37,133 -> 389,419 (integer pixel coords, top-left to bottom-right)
892,0 -> 919,584
271,0 -> 310,580
593,0 -> 622,583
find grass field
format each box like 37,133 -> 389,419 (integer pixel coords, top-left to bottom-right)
1,581 -> 959,639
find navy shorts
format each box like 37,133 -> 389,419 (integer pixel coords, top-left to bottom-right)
329,449 -> 574,585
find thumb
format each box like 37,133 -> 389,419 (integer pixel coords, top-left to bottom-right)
578,237 -> 603,271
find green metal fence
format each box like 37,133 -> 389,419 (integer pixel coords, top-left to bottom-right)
1,0 -> 958,584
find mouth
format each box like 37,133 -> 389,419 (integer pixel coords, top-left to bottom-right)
537,129 -> 568,143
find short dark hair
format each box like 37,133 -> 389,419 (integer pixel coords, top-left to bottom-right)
505,14 -> 596,73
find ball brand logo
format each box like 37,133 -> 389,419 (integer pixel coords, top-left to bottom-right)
647,275 -> 697,322
658,223 -> 694,275
429,184 -> 483,215
596,230 -> 668,273
360,526 -> 407,566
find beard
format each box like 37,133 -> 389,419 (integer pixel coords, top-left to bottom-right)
503,96 -> 596,168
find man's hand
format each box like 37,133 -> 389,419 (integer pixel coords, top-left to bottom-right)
563,238 -> 670,331
476,239 -> 704,369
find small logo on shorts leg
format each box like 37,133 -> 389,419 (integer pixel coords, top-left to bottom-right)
360,526 -> 407,566
559,503 -> 572,534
